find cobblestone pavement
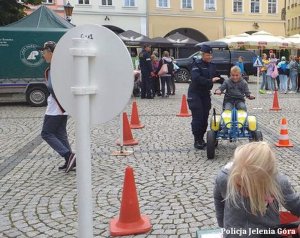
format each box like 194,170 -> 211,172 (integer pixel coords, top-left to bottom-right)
1,78 -> 300,238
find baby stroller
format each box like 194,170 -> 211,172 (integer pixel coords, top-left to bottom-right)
133,70 -> 141,97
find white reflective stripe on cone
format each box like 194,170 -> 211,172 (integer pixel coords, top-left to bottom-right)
279,135 -> 290,140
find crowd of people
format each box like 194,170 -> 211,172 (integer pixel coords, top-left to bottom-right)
259,51 -> 300,94
132,44 -> 178,99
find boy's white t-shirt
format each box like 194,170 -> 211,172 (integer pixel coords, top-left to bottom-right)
45,94 -> 66,115
45,69 -> 67,116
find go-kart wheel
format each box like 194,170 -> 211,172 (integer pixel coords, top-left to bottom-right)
207,130 -> 216,159
252,130 -> 263,141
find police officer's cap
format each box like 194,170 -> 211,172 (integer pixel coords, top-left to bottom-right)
201,44 -> 212,54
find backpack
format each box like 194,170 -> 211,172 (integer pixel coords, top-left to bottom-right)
280,62 -> 289,75
163,59 -> 174,74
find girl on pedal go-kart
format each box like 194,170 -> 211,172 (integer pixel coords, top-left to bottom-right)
215,66 -> 255,111
214,142 -> 300,237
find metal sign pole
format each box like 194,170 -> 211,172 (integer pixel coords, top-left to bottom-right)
253,57 -> 262,110
120,112 -> 124,153
51,24 -> 135,235
70,38 -> 96,238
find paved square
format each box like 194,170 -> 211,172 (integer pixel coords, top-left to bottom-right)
0,80 -> 300,237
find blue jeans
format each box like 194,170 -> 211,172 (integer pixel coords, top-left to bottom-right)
224,101 -> 247,111
266,75 -> 275,91
279,74 -> 288,92
160,76 -> 171,96
290,71 -> 298,91
260,72 -> 267,90
41,115 -> 71,158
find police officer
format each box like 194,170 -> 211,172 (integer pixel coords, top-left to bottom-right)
187,44 -> 223,150
139,44 -> 154,99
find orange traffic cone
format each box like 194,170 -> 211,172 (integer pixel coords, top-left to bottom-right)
275,118 -> 293,147
110,166 -> 152,236
270,90 -> 281,111
130,101 -> 145,129
176,94 -> 191,117
116,112 -> 138,146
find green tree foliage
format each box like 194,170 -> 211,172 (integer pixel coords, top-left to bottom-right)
0,0 -> 42,26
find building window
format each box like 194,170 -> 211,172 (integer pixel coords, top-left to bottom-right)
298,16 -> 300,28
292,18 -> 294,29
295,17 -> 298,29
78,0 -> 90,4
268,0 -> 277,14
157,0 -> 169,8
42,0 -> 53,3
182,0 -> 192,9
233,0 -> 243,12
205,0 -> 216,11
102,0 -> 112,5
250,0 -> 260,13
288,19 -> 290,31
124,0 -> 135,7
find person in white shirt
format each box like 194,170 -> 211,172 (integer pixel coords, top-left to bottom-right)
39,41 -> 76,173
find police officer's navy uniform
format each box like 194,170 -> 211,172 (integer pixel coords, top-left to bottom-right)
139,49 -> 153,99
187,45 -> 222,149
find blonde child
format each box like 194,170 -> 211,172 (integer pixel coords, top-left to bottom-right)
215,66 -> 255,111
214,142 -> 300,237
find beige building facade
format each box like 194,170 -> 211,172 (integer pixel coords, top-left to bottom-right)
286,0 -> 300,36
148,0 -> 286,41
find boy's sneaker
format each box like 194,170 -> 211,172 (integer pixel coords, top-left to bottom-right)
65,153 -> 76,173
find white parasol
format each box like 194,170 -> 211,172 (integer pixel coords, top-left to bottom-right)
246,31 -> 292,49
225,33 -> 251,49
286,34 -> 300,49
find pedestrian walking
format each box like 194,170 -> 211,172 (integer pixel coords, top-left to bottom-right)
130,50 -> 139,70
277,56 -> 289,94
259,53 -> 269,94
151,54 -> 161,96
265,54 -> 278,93
235,56 -> 249,82
235,56 -> 245,75
139,44 -> 154,99
288,55 -> 298,93
156,51 -> 173,97
187,44 -> 223,150
39,41 -> 76,173
170,57 -> 178,95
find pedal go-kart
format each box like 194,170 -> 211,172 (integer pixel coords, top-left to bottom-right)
206,93 -> 263,159
196,211 -> 300,238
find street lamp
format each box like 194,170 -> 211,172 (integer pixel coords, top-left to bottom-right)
64,1 -> 74,22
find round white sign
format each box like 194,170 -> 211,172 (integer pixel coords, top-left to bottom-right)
51,24 -> 134,125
